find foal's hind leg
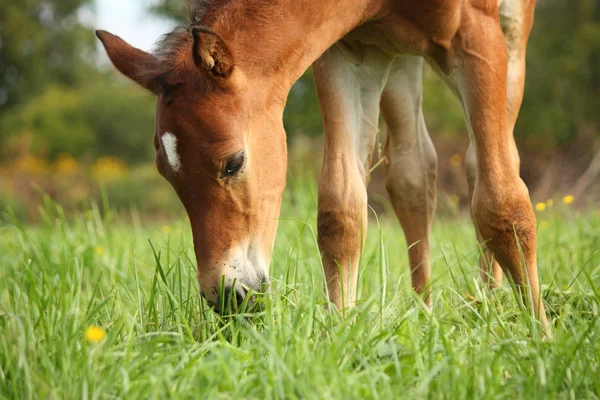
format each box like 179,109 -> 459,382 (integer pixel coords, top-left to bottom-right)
313,42 -> 392,309
432,4 -> 550,335
466,0 -> 536,290
380,56 -> 437,305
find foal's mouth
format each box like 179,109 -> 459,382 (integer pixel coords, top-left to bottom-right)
207,278 -> 270,315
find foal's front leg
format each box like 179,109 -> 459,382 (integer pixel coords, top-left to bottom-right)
313,42 -> 392,309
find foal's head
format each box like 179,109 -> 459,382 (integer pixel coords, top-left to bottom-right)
96,26 -> 287,312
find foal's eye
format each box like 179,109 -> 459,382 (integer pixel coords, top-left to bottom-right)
222,152 -> 245,178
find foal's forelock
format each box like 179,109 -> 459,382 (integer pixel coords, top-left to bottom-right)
146,0 -> 281,92
145,0 -> 237,94
150,0 -> 230,78
148,28 -> 219,94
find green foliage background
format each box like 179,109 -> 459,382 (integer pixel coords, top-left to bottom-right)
519,0 -> 600,146
0,0 -> 156,163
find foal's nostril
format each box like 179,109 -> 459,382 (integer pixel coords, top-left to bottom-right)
223,285 -> 247,309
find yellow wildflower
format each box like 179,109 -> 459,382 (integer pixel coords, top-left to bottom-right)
539,220 -> 549,229
54,153 -> 79,175
449,154 -> 462,167
85,326 -> 106,344
546,199 -> 553,207
535,202 -> 546,211
95,247 -> 104,255
562,195 -> 574,205
90,156 -> 128,182
162,225 -> 171,234
16,155 -> 49,175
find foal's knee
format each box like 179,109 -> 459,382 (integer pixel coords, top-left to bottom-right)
317,182 -> 366,259
318,207 -> 363,260
384,136 -> 438,212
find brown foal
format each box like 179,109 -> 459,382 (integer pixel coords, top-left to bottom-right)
97,0 -> 550,335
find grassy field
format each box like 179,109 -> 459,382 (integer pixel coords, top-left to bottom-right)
1,177 -> 599,399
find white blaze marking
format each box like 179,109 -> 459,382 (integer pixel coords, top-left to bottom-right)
161,132 -> 181,172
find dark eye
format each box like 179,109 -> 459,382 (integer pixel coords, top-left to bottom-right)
222,152 -> 245,178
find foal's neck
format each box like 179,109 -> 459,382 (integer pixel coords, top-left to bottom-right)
209,0 -> 381,90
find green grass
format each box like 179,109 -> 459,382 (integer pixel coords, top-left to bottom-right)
1,178 -> 599,399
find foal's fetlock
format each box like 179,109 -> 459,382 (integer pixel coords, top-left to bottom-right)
476,211 -> 535,266
472,185 -> 536,261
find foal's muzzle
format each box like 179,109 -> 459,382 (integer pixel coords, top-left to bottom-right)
208,276 -> 269,315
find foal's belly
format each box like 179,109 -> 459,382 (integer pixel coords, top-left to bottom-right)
346,0 -> 495,58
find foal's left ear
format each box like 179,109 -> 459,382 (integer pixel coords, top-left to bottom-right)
191,27 -> 235,78
96,30 -> 163,95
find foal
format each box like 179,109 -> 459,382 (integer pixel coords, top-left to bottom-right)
98,0 -> 550,335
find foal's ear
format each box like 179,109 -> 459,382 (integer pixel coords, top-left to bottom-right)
191,27 -> 235,78
96,30 -> 163,95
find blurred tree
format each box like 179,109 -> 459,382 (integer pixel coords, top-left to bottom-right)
0,1 -> 160,165
519,0 -> 600,147
0,77 -> 156,162
0,0 -> 96,111
79,78 -> 156,164
146,0 -> 188,21
1,85 -> 96,158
